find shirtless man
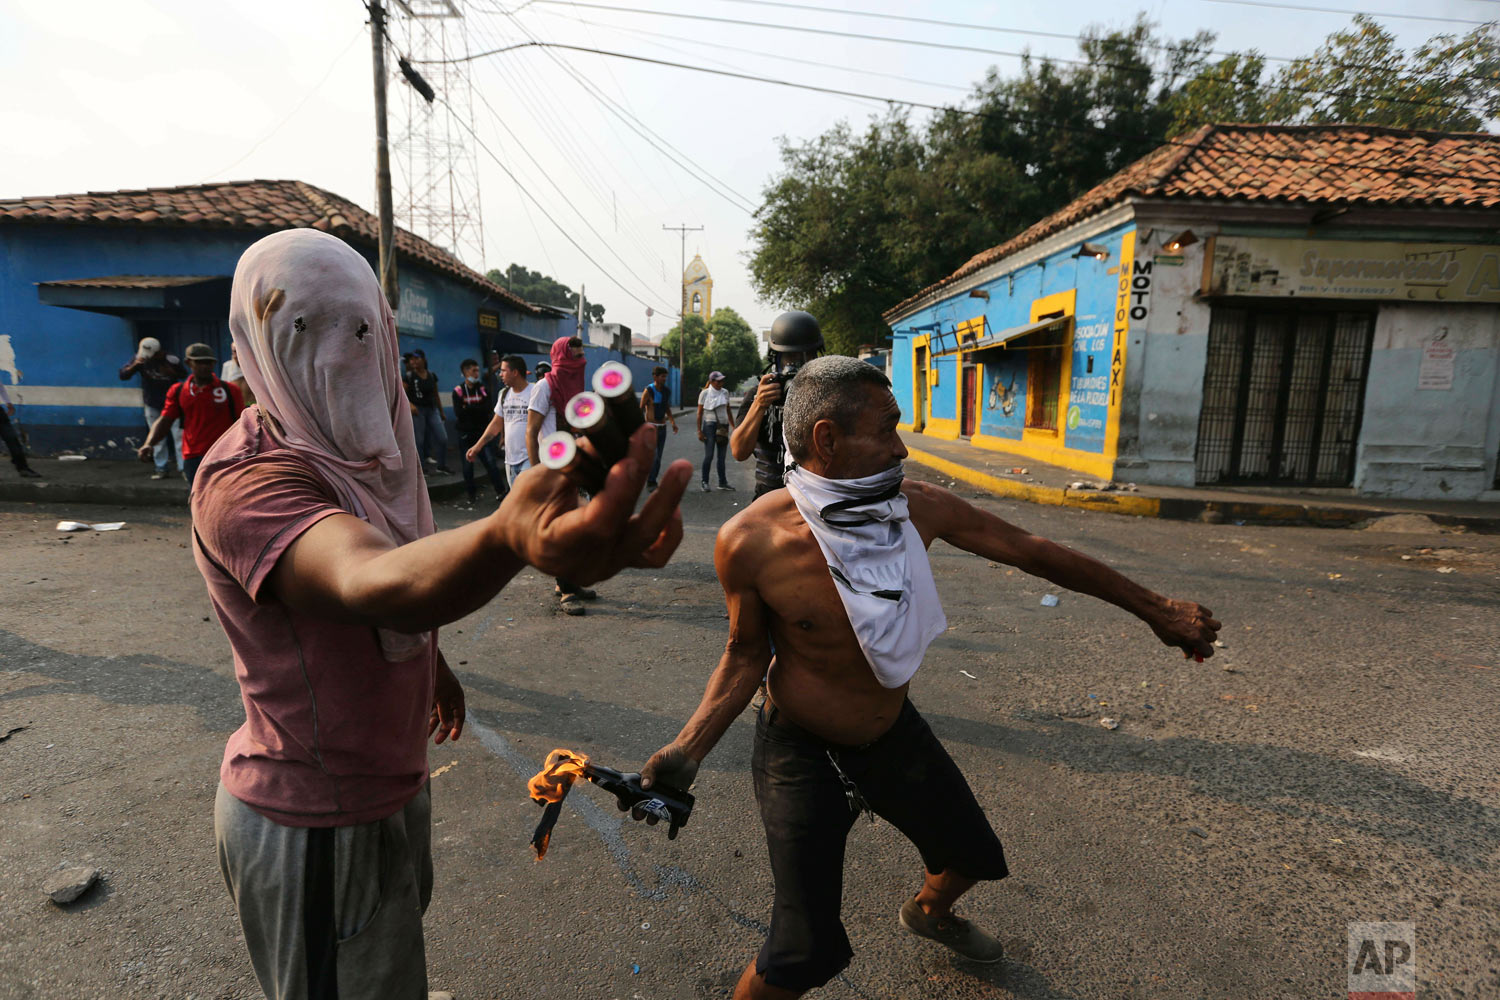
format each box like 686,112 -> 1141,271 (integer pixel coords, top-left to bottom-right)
639,356 -> 1221,998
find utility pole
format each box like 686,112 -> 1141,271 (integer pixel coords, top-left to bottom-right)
369,0 -> 398,309
662,222 -> 703,404
576,284 -> 585,339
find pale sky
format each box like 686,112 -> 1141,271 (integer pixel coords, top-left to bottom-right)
1,0 -> 1491,341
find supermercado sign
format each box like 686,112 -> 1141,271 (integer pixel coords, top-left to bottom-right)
1205,237 -> 1500,302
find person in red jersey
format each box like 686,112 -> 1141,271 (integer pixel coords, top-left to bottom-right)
137,342 -> 243,488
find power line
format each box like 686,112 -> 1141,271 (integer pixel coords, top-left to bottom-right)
436,92 -> 680,312
517,1 -> 1492,119
699,0 -> 1497,77
201,25 -> 366,182
462,14 -> 675,272
466,83 -> 677,311
1197,0 -> 1493,26
430,40 -> 1500,185
479,11 -> 761,214
531,5 -> 971,94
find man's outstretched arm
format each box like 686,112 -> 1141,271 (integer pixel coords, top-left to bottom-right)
268,425 -> 690,633
910,481 -> 1221,659
641,521 -> 773,791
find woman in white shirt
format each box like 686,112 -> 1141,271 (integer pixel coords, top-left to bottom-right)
696,371 -> 737,492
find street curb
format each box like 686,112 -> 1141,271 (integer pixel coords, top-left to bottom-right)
904,446 -> 1500,532
0,477 -> 468,509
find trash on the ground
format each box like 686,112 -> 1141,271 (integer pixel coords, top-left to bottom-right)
1040,594 -> 1060,607
632,964 -> 641,975
430,760 -> 458,778
55,522 -> 90,532
43,866 -> 99,905
1099,717 -> 1119,730
0,725 -> 28,743
1088,693 -> 1098,700
1122,482 -> 1139,491
55,521 -> 125,532
1006,467 -> 1028,474
1400,554 -> 1413,560
1213,639 -> 1226,647
1327,572 -> 1342,580
640,922 -> 650,930
1186,826 -> 1209,839
55,454 -> 87,462
1436,566 -> 1456,574
1068,481 -> 1087,490
1144,703 -> 1155,710
958,670 -> 977,679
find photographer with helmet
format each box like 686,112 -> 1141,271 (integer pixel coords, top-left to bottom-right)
729,310 -> 824,497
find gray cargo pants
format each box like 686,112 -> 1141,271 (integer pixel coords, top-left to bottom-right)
214,782 -> 433,1000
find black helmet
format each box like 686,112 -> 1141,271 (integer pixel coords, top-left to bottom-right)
768,311 -> 823,354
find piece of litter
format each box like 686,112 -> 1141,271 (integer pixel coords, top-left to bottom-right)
958,670 -> 977,679
430,760 -> 458,778
1099,717 -> 1119,730
1330,838 -> 1344,844
1327,573 -> 1342,580
1040,594 -> 1060,607
1143,703 -> 1154,710
1212,639 -> 1226,648
55,521 -> 125,532
55,522 -> 90,532
631,964 -> 641,975
640,922 -> 650,930
1400,554 -> 1413,560
1186,826 -> 1209,839
0,726 -> 28,743
1436,566 -> 1456,574
56,454 -> 87,461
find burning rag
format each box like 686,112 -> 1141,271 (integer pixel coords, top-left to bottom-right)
543,336 -> 587,414
784,464 -> 946,688
223,228 -> 435,662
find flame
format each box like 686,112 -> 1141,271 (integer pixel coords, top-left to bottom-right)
528,748 -> 589,805
528,749 -> 590,861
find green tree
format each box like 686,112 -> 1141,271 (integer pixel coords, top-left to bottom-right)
750,15 -> 1500,351
705,307 -> 761,390
485,263 -> 606,322
659,314 -> 710,395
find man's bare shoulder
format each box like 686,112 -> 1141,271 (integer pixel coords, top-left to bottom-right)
716,490 -> 796,558
901,478 -> 966,538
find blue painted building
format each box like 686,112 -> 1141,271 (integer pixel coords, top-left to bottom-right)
884,125 -> 1500,500
0,180 -> 674,457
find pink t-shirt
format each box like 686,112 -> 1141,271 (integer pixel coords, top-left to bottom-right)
191,412 -> 436,827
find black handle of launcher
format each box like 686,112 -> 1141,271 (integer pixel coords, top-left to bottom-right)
584,762 -> 694,840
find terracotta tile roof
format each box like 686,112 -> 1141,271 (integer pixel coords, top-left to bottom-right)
0,179 -> 539,314
886,123 -> 1500,321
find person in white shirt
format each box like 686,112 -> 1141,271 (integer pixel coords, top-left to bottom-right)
696,371 -> 738,493
466,355 -> 536,486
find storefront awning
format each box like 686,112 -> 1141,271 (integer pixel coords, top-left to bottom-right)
931,315 -> 1069,356
37,275 -> 231,316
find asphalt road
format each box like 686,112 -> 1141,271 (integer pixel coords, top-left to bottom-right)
1,425 -> 1497,1000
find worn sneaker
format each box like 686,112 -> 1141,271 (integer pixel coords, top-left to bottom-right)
717,482 -> 735,491
18,467 -> 42,479
898,897 -> 1004,963
150,470 -> 168,480
560,595 -> 586,616
699,481 -> 710,492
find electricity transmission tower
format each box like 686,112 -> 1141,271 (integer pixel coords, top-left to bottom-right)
388,0 -> 485,268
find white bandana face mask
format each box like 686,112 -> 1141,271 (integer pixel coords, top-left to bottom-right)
784,464 -> 947,688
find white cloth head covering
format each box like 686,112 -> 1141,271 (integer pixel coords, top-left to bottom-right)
226,228 -> 434,662
137,336 -> 161,359
784,464 -> 946,688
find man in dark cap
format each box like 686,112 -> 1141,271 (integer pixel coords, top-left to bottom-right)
138,343 -> 243,488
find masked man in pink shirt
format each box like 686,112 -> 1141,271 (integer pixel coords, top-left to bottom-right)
193,229 -> 690,1000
